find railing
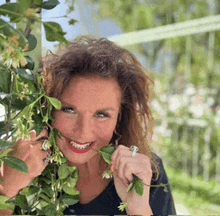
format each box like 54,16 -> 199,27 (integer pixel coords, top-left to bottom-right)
108,15 -> 220,184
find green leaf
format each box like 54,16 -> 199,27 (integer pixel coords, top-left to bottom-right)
0,121 -> 7,137
39,193 -> 51,203
0,149 -> 14,159
39,176 -> 51,184
0,3 -> 22,22
72,168 -> 79,181
163,185 -> 168,192
134,177 -> 144,196
23,56 -> 35,70
0,65 -> 11,93
0,195 -> 15,211
98,146 -> 115,165
19,187 -> 29,195
0,179 -> 3,183
67,177 -> 77,188
1,156 -> 28,173
0,18 -> 14,37
99,151 -> 112,165
61,194 -> 79,205
68,19 -> 77,25
33,0 -> 43,6
58,163 -> 70,179
28,185 -> 40,195
63,184 -> 80,196
46,96 -> 62,109
43,21 -> 67,43
41,204 -> 57,215
15,68 -> 34,81
10,195 -> 29,210
100,146 -> 115,154
126,181 -> 134,193
32,112 -> 46,136
41,0 -> 60,10
18,0 -> 32,8
27,34 -> 37,51
0,139 -> 13,149
42,184 -> 54,198
0,19 -> 28,47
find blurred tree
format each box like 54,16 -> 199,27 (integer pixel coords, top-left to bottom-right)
91,0 -> 220,89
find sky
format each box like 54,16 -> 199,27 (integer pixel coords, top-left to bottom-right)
41,0 -> 122,51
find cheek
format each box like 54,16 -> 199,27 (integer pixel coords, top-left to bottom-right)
96,121 -> 116,143
52,112 -> 70,131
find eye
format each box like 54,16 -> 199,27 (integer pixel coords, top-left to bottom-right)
61,107 -> 75,114
96,112 -> 110,118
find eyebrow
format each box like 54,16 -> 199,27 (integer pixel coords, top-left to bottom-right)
61,101 -> 117,112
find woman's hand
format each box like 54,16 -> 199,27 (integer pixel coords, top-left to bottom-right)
111,145 -> 153,215
0,129 -> 49,198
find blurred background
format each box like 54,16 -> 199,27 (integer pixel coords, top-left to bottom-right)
1,0 -> 220,214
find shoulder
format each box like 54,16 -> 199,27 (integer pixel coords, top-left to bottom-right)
151,152 -> 166,182
149,152 -> 177,215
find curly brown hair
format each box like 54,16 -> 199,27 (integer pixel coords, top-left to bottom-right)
42,35 -> 155,162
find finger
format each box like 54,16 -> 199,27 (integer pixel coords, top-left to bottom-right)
36,127 -> 49,141
114,148 -> 140,171
111,145 -> 130,168
123,162 -> 134,183
29,130 -> 37,139
111,145 -> 128,164
117,156 -> 130,185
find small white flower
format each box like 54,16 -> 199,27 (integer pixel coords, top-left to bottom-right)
102,169 -> 113,179
118,202 -> 128,212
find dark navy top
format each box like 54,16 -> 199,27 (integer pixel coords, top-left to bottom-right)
64,154 -> 176,215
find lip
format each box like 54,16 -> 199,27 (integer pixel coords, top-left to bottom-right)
67,140 -> 95,154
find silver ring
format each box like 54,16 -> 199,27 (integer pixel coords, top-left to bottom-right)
43,156 -> 51,164
130,145 -> 139,157
42,140 -> 49,151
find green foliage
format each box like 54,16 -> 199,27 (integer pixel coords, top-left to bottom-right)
98,145 -> 115,165
43,22 -> 68,44
1,156 -> 28,173
41,0 -> 60,10
93,0 -> 220,88
0,0 -> 79,215
133,176 -> 144,196
167,168 -> 220,206
0,195 -> 15,211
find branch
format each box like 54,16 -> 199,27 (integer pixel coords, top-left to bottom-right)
25,19 -> 35,39
24,5 -> 40,39
6,73 -> 15,140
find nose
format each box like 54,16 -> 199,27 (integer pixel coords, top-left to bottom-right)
73,116 -> 94,141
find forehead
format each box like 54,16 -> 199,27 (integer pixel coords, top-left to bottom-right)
60,76 -> 122,109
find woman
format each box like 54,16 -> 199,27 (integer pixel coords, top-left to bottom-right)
0,36 -> 176,215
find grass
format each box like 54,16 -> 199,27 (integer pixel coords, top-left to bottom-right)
166,168 -> 220,214
172,189 -> 220,214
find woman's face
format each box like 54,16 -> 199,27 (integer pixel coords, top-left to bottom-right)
53,76 -> 122,165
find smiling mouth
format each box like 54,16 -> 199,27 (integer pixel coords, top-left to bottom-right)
69,141 -> 93,150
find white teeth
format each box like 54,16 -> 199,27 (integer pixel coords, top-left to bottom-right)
70,141 -> 92,150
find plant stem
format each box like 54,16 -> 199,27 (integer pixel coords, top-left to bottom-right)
6,73 -> 15,140
25,19 -> 35,39
25,5 -> 39,39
